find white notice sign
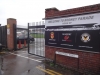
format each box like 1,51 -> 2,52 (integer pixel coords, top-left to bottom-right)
7,29 -> 10,35
46,13 -> 100,26
56,51 -> 79,58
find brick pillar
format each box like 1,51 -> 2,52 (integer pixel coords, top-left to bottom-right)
7,18 -> 17,50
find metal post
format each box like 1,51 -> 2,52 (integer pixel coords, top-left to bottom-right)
13,24 -> 17,50
77,58 -> 79,70
77,58 -> 80,75
54,53 -> 56,65
0,24 -> 1,45
5,25 -> 7,48
28,23 -> 30,53
0,56 -> 1,75
0,24 -> 2,47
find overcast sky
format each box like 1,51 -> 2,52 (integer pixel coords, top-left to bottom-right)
0,0 -> 100,26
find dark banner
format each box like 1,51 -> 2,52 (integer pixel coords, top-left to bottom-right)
45,31 -> 59,47
76,30 -> 100,52
45,25 -> 100,52
58,31 -> 76,49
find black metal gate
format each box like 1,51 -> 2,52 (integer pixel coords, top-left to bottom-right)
0,24 -> 7,48
13,24 -> 28,50
28,22 -> 45,57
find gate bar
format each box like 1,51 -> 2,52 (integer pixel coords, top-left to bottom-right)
13,24 -> 17,50
28,23 -> 30,53
0,24 -> 1,46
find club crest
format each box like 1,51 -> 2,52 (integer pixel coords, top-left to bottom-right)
50,32 -> 54,39
81,33 -> 90,43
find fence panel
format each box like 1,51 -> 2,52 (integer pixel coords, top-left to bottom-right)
28,22 -> 45,57
0,25 -> 7,47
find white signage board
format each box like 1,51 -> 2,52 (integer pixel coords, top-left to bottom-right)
56,51 -> 79,58
7,29 -> 10,35
45,13 -> 100,26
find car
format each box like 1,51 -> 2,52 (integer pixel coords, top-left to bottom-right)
29,35 -> 34,41
17,32 -> 34,44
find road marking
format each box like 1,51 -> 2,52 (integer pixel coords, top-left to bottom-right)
37,59 -> 45,60
36,66 -> 62,75
19,52 -> 28,54
15,51 -> 26,52
0,52 -> 6,53
36,66 -> 55,75
9,52 -> 42,62
46,69 -> 62,75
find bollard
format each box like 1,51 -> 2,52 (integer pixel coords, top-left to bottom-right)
18,40 -> 22,49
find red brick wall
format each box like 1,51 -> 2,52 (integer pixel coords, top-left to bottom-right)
45,4 -> 100,18
45,4 -> 100,73
45,46 -> 100,73
7,18 -> 17,50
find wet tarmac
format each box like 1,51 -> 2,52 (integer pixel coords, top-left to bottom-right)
0,49 -> 80,75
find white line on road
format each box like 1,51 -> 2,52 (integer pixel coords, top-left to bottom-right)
9,52 -> 42,62
37,59 -> 45,60
19,52 -> 28,54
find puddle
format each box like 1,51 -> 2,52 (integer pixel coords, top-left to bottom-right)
20,70 -> 30,75
0,70 -> 4,75
0,56 -> 4,75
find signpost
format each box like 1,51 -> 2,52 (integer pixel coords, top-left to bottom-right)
54,51 -> 79,71
55,51 -> 78,58
7,24 -> 10,35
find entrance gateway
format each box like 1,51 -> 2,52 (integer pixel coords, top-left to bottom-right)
28,22 -> 45,57
45,5 -> 100,73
